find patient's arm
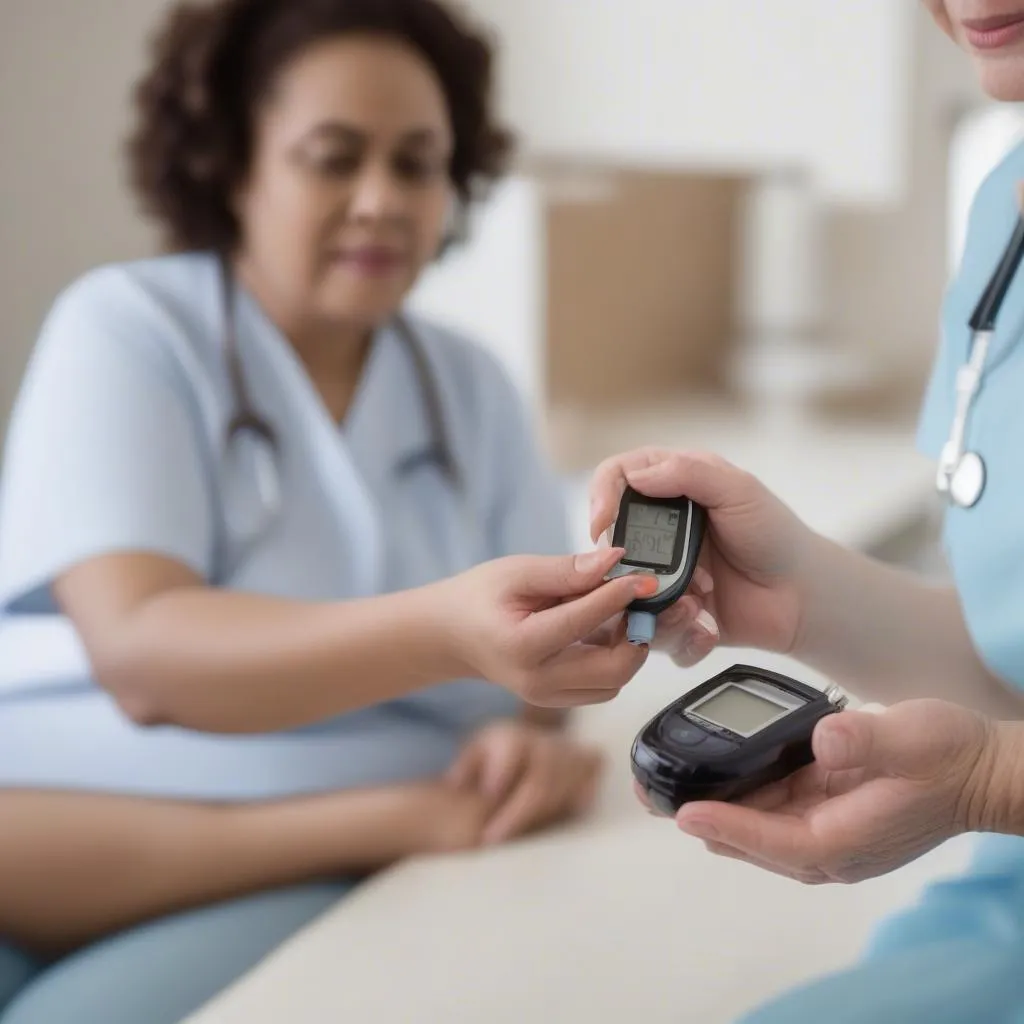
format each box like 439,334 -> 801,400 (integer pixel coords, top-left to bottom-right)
0,784 -> 489,956
53,553 -> 462,733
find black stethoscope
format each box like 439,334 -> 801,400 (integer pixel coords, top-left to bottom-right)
217,257 -> 462,553
936,216 -> 1024,508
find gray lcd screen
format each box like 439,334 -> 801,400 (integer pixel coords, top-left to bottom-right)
693,684 -> 791,735
623,503 -> 679,566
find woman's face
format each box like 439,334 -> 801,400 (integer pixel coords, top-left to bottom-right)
923,1 -> 1024,99
234,34 -> 454,331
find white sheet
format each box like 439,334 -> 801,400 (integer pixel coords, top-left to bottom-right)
0,615 -> 91,697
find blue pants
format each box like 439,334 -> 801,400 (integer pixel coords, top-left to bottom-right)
0,882 -> 353,1023
737,837 -> 1024,1024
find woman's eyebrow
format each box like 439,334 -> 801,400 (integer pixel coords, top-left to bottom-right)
297,122 -> 445,146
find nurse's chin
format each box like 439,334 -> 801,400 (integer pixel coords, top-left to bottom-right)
971,58 -> 1024,102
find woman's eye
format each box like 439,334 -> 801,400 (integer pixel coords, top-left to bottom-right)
393,154 -> 446,182
304,149 -> 447,184
313,152 -> 360,176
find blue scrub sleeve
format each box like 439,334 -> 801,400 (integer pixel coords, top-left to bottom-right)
0,267 -> 216,614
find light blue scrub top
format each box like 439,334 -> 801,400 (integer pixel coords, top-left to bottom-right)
0,252 -> 569,801
736,141 -> 1024,1024
918,141 -> 1024,698
916,140 -> 1024,886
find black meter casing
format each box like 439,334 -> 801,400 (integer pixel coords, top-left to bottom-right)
607,487 -> 706,615
631,664 -> 848,815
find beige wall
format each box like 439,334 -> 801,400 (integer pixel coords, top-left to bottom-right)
0,0 -> 166,428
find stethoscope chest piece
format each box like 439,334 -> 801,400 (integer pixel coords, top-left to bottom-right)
937,440 -> 987,510
949,450 -> 986,509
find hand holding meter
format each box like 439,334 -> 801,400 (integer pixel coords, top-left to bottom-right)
605,486 -> 706,645
631,664 -> 848,815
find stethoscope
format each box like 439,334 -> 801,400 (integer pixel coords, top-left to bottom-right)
936,215 -> 1024,509
217,257 -> 462,556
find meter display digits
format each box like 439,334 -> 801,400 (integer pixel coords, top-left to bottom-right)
623,503 -> 680,567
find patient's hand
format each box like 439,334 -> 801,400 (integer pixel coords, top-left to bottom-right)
396,783 -> 491,855
445,721 -> 604,845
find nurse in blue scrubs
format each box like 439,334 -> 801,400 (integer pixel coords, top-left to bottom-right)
0,2 -> 660,1021
589,3 -> 1024,1020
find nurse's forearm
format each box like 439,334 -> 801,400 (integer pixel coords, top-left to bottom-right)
973,722 -> 1024,835
98,584 -> 462,732
793,533 -> 1024,718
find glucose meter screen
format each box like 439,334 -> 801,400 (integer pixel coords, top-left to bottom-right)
694,685 -> 786,735
623,503 -> 679,566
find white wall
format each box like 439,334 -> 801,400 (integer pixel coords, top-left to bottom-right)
408,178 -> 545,407
472,0 -> 916,205
0,0 -> 165,426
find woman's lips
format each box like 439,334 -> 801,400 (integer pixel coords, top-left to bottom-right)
334,247 -> 407,276
961,12 -> 1024,50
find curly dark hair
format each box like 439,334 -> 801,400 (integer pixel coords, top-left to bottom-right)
126,0 -> 515,253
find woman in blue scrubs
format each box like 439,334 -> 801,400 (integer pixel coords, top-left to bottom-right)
0,1 -> 658,1020
589,3 -> 1024,1019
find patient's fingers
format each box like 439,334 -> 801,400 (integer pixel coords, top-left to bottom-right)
692,565 -> 714,597
549,639 -> 648,694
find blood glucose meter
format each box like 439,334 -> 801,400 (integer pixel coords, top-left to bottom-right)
605,486 -> 706,645
631,663 -> 849,815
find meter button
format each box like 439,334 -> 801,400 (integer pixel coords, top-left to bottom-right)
699,734 -> 739,756
666,720 -> 706,749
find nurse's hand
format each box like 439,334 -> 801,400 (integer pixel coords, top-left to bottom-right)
662,700 -> 997,884
588,448 -> 810,665
446,546 -> 657,707
445,720 -> 603,845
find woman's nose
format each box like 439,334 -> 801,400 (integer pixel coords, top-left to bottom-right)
348,165 -> 406,221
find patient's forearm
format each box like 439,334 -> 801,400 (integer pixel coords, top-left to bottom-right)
55,552 -> 462,733
0,787 -> 423,954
